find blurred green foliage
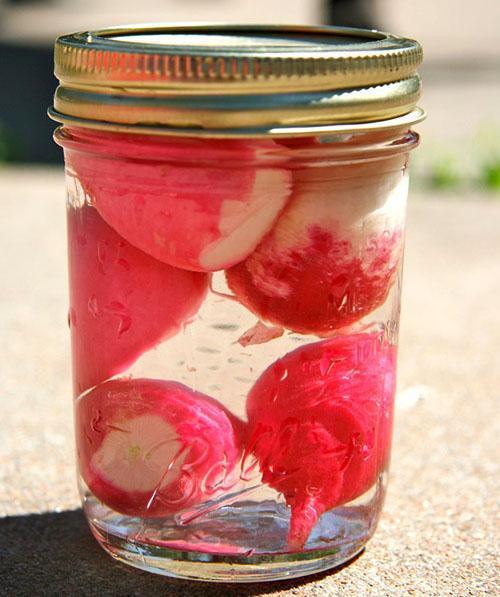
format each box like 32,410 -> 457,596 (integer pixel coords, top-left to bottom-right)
411,123 -> 500,195
429,157 -> 462,190
475,126 -> 500,192
481,161 -> 500,190
0,123 -> 25,162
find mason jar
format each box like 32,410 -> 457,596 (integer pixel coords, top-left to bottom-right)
50,24 -> 424,583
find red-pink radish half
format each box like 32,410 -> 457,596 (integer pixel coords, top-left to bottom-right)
76,378 -> 244,518
226,161 -> 407,334
65,130 -> 291,272
245,332 -> 396,550
68,205 -> 208,395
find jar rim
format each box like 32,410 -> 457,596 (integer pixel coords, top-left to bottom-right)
49,106 -> 425,139
54,121 -> 420,172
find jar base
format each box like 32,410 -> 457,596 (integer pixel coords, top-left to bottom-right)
90,521 -> 366,583
82,476 -> 385,583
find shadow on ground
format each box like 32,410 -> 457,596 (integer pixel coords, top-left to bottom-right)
0,510 -> 362,596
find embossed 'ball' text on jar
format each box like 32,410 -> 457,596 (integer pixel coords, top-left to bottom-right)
49,24 -> 424,583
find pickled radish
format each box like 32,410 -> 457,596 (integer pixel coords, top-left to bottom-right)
66,131 -> 291,272
226,166 -> 407,334
68,205 -> 208,395
76,378 -> 244,517
245,332 -> 396,549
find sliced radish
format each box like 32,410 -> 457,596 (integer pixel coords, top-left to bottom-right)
226,162 -> 407,334
237,320 -> 284,347
245,332 -> 396,549
76,378 -> 244,518
68,205 -> 208,395
66,131 -> 291,272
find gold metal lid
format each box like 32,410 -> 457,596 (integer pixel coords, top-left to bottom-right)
50,23 -> 424,136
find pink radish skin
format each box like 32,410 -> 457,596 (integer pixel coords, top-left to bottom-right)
245,332 -> 396,550
226,160 -> 407,334
65,129 -> 291,272
68,205 -> 208,395
76,378 -> 244,518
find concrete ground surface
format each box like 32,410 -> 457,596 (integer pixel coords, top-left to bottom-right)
0,167 -> 499,595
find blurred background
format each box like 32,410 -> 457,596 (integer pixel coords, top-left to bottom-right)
0,0 -> 499,193
1,4 -> 499,594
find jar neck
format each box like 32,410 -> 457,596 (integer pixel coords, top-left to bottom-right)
54,125 -> 419,169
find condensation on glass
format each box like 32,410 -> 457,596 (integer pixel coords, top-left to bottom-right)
50,24 -> 424,582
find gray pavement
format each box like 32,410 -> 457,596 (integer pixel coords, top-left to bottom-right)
0,167 -> 499,595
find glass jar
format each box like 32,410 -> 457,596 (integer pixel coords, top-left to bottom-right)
50,24 -> 424,583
